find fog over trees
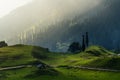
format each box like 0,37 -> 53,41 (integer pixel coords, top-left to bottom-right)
0,0 -> 120,51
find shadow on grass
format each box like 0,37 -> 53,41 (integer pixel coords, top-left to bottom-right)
25,68 -> 60,79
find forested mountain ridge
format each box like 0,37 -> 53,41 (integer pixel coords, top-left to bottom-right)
0,0 -> 120,51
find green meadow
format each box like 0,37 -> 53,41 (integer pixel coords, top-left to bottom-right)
0,44 -> 120,80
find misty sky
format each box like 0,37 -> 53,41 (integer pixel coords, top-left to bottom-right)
0,0 -> 32,18
0,0 -> 103,42
0,0 -> 102,18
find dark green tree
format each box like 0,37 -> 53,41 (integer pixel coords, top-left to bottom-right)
68,42 -> 81,53
82,35 -> 86,51
85,32 -> 89,47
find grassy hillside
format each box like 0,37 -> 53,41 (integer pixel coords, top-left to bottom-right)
0,44 -> 120,80
0,44 -> 49,67
1,67 -> 120,80
85,46 -> 113,56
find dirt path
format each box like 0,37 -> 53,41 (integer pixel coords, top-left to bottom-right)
64,66 -> 120,72
0,65 -> 26,71
0,65 -> 120,72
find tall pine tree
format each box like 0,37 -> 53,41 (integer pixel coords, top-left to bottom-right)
82,35 -> 85,51
86,32 -> 89,47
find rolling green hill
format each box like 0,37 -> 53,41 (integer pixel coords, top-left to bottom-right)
0,44 -> 48,67
0,44 -> 120,80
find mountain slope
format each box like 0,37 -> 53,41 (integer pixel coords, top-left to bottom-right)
0,0 -> 120,52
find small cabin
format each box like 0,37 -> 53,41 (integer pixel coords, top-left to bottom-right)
0,41 -> 8,48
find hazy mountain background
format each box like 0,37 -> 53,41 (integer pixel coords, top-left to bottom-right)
0,0 -> 120,52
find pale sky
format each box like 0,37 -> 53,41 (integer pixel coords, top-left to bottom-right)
0,0 -> 33,18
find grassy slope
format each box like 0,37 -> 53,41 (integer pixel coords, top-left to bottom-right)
0,45 -> 120,80
0,45 -> 35,67
0,44 -> 115,67
1,67 -> 120,80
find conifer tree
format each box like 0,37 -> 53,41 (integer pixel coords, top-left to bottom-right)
86,32 -> 89,47
68,42 -> 81,53
82,35 -> 85,51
